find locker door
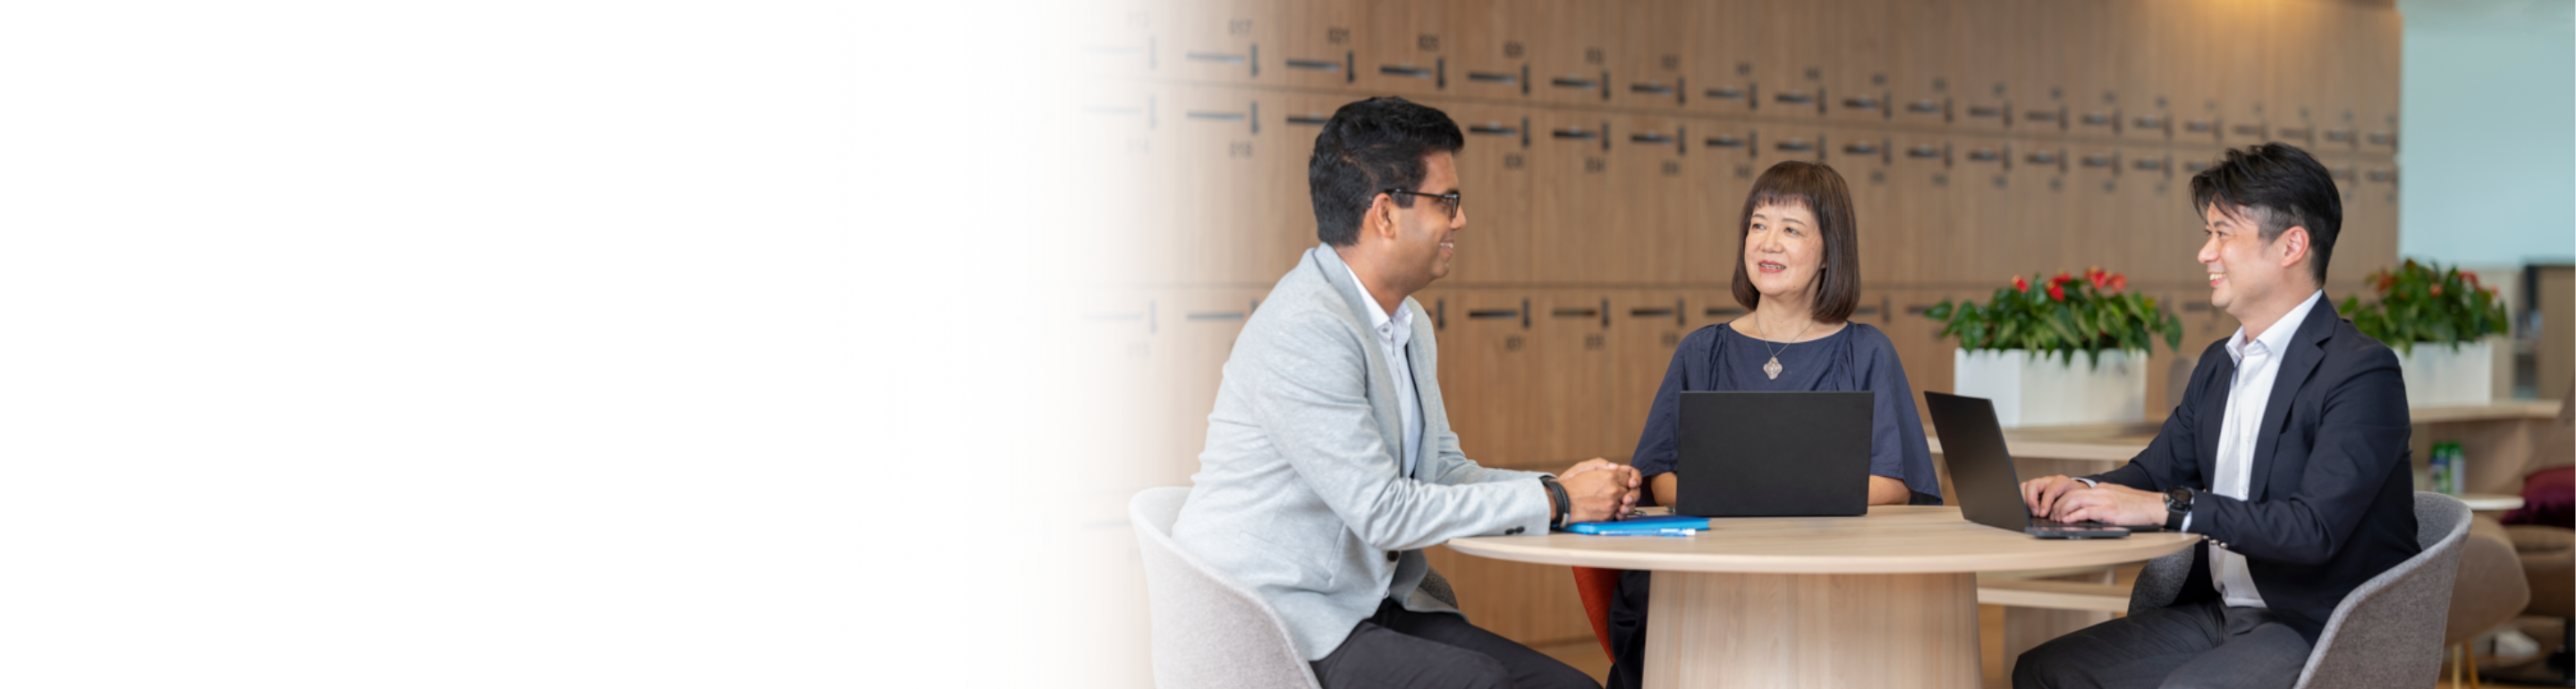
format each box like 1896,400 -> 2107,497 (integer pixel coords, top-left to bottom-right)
2171,0 -> 2227,147
2015,142 -> 2074,276
1535,290 -> 1615,464
1823,126 -> 1899,284
1169,288 -> 1267,485
1424,289 -> 1543,467
1889,0 -> 1961,129
2067,147 -> 2127,281
2112,0 -> 2179,144
2062,0 -> 2125,140
2339,162 -> 2402,289
1443,0 -> 1540,101
1755,0 -> 1830,119
2263,0 -> 2328,151
1265,93 -> 1369,279
2015,0 -> 2073,137
1614,113 -> 1694,284
2116,147 -> 2193,286
1948,135 -> 2019,283
1687,0 -> 1763,116
1069,290 -> 1178,487
1885,136 -> 1958,285
1167,87 -> 1270,285
1523,0 -> 1614,106
1075,84 -> 1177,282
1614,0 -> 1691,110
1067,1 -> 1159,80
1826,0 -> 1899,124
1950,0 -> 2026,133
1685,123 -> 1763,285
1885,289 -> 1958,423
1442,102 -> 1537,284
1362,0 -> 1445,96
1528,112 -> 1616,283
1163,0 -> 1266,84
1267,0 -> 1368,90
1604,289 -> 1694,464
2351,7 -> 2402,156
2209,0 -> 2272,147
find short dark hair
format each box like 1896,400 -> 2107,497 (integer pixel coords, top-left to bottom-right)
1307,97 -> 1465,246
1732,161 -> 1861,323
2190,142 -> 2343,286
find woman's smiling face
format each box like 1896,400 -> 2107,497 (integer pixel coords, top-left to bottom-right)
1743,201 -> 1822,300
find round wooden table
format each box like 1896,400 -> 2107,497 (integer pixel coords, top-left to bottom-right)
1445,506 -> 2199,688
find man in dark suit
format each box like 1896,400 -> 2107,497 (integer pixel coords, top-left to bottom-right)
2012,142 -> 2418,689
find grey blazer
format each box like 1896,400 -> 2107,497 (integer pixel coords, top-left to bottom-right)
1174,243 -> 1554,662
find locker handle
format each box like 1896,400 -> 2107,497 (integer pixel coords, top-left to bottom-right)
1843,95 -> 1881,109
1628,308 -> 1675,318
2132,157 -> 2166,172
1551,128 -> 1600,140
2185,120 -> 2216,133
1903,305 -> 1935,315
1843,141 -> 1880,155
2231,123 -> 2266,137
2366,169 -> 2396,183
1379,64 -> 1434,78
1186,52 -> 1248,64
1466,309 -> 1521,319
1967,106 -> 2004,118
1287,114 -> 1331,125
1774,91 -> 1815,105
2183,159 -> 2211,173
1705,134 -> 1749,148
1775,139 -> 1815,152
2025,150 -> 2061,165
1467,72 -> 1520,84
1705,86 -> 1747,100
1551,308 -> 1600,318
2133,115 -> 2166,130
1631,82 -> 1674,95
1907,99 -> 1943,114
2325,129 -> 2355,142
1906,145 -> 1943,158
1187,111 -> 1248,122
1630,132 -> 1674,144
1968,149 -> 2003,162
2367,132 -> 2396,146
2334,167 -> 2357,182
1186,311 -> 1247,321
2276,127 -> 2312,139
1286,58 -> 1343,72
1551,76 -> 1599,89
1704,306 -> 1747,317
2080,154 -> 2117,168
2081,112 -> 2115,126
2023,110 -> 2060,123
1468,123 -> 1521,136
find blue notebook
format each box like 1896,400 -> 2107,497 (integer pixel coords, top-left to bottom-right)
1565,515 -> 1709,535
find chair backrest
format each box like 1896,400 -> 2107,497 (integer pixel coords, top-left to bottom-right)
2291,492 -> 2471,688
1130,487 -> 1322,689
2125,493 -> 2476,688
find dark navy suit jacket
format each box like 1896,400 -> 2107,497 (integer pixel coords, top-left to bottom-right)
2086,296 -> 2419,643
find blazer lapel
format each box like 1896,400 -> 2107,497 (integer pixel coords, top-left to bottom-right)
1310,245 -> 1409,476
2199,354 -> 2234,489
2249,300 -> 2336,501
1402,305 -> 1437,479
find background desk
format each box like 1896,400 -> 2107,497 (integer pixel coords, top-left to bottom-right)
1446,506 -> 2197,689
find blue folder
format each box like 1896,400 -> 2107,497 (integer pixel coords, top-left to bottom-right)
1564,515 -> 1709,535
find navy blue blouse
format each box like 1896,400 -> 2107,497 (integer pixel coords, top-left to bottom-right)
1628,321 -> 1943,503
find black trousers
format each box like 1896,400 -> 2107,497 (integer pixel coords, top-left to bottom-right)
1603,570 -> 1652,689
2013,598 -> 2314,689
1312,598 -> 1601,689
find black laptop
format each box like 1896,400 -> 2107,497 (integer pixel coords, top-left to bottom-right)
1673,391 -> 1872,518
1925,391 -> 2163,539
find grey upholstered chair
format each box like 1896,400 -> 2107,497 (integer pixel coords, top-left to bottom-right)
1131,487 -> 1323,689
2128,491 -> 2474,689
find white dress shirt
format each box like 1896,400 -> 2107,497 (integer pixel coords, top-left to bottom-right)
2196,289 -> 2326,608
1343,264 -> 1422,478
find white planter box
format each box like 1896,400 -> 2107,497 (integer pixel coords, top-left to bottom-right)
1953,349 -> 2150,429
2394,338 -> 2496,408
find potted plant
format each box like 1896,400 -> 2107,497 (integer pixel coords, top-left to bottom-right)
2336,259 -> 2511,407
1922,268 -> 2187,428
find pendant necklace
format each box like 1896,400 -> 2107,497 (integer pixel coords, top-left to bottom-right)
1754,310 -> 1819,380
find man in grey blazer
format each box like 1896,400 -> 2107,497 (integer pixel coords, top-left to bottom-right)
1174,97 -> 1637,689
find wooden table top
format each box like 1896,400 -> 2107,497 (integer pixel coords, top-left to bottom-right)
1445,506 -> 2199,574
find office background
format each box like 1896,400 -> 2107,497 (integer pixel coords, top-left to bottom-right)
1068,0 -> 2574,686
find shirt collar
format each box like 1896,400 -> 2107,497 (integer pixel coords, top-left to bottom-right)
2227,290 -> 2324,363
1340,262 -> 1412,347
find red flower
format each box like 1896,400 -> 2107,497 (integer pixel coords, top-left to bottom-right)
2107,274 -> 2128,292
2430,284 -> 2443,297
2054,271 -> 2074,285
2377,275 -> 2395,293
2047,284 -> 2066,302
2463,271 -> 2480,287
2012,275 -> 2030,292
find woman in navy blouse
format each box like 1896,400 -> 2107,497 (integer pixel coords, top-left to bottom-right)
1601,160 -> 1940,689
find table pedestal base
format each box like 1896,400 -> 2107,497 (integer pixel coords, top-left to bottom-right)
1645,570 -> 1980,688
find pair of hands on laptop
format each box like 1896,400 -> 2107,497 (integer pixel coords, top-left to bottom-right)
2020,474 -> 2171,526
1558,458 -> 1642,523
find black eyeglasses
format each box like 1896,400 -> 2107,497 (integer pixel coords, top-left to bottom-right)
1383,189 -> 1463,219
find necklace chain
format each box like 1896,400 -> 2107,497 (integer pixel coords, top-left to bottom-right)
1755,310 -> 1820,357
